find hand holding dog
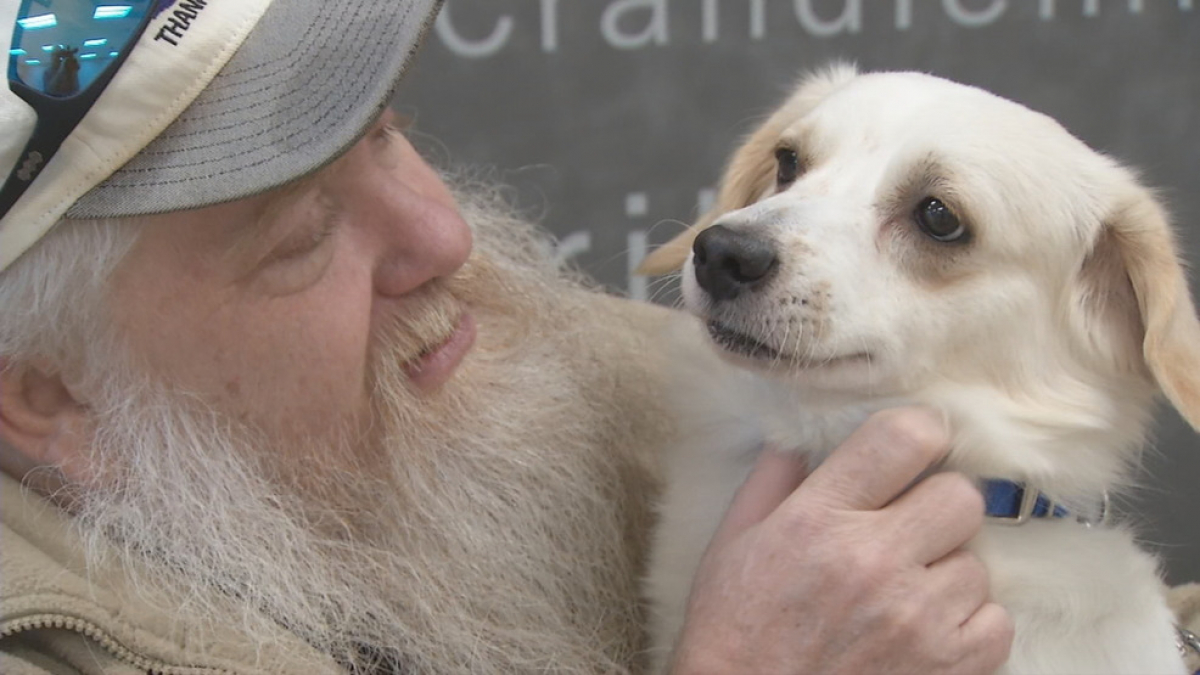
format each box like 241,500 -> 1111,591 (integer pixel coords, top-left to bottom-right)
668,407 -> 1014,675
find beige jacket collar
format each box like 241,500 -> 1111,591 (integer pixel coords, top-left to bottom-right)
0,471 -> 343,674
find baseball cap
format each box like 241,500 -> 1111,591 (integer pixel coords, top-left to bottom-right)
0,0 -> 444,271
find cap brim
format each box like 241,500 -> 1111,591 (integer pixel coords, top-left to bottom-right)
67,0 -> 442,219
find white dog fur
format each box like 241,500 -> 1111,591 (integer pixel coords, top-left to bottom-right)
640,65 -> 1200,674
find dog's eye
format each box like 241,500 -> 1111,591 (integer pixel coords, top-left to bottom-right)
914,197 -> 966,242
775,147 -> 801,187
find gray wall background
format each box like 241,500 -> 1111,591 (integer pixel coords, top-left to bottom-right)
398,0 -> 1199,585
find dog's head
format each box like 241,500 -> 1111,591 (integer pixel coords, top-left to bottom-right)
642,65 -> 1200,432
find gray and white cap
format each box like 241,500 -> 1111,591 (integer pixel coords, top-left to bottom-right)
0,0 -> 444,271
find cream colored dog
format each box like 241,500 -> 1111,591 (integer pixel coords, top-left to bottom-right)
640,65 -> 1200,674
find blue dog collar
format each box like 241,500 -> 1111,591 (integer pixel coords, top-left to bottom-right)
982,479 -> 1109,526
983,480 -> 1068,521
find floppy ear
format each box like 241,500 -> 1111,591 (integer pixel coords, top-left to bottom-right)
634,128 -> 780,276
636,62 -> 859,276
636,224 -> 704,277
1105,184 -> 1200,430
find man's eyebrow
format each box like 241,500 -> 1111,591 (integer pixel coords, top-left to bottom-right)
221,169 -> 329,264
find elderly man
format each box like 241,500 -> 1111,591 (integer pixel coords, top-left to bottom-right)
0,1 -> 1016,673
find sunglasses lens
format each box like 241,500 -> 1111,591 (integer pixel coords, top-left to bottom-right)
9,0 -> 156,98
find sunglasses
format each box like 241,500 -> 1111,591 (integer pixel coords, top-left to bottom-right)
1,0 -> 158,221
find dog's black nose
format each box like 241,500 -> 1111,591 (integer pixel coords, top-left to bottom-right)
692,225 -> 779,302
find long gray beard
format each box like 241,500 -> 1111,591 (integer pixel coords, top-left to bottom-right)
67,190 -> 657,674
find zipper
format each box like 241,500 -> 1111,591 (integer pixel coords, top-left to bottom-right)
1,612 -> 233,674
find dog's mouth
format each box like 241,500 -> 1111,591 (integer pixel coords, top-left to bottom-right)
706,320 -> 782,360
706,320 -> 873,369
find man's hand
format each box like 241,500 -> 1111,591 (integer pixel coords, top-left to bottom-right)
669,407 -> 1014,675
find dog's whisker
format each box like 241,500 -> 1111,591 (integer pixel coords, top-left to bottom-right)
857,335 -> 875,396
650,271 -> 683,294
773,320 -> 791,374
645,274 -> 684,306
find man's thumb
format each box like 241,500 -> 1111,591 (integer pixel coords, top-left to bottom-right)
709,446 -> 808,548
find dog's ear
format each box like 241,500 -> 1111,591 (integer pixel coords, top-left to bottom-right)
1099,182 -> 1200,430
636,63 -> 858,276
635,204 -> 730,276
636,224 -> 704,277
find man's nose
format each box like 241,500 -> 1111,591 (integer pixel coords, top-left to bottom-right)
692,224 -> 779,302
358,166 -> 473,298
374,187 -> 472,295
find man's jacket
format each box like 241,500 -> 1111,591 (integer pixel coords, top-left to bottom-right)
0,471 -> 343,674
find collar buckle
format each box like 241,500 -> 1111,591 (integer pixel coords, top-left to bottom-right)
989,482 -> 1041,526
1080,492 -> 1111,528
1177,624 -> 1200,660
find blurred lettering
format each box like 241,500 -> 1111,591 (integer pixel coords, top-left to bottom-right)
942,0 -> 1006,27
549,230 -> 592,267
436,0 -> 1194,57
542,0 -> 560,51
794,0 -> 862,36
436,5 -> 513,57
602,0 -> 669,50
627,230 -> 649,301
896,0 -> 914,29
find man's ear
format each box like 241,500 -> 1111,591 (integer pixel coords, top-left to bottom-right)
1099,183 -> 1200,430
0,359 -> 91,480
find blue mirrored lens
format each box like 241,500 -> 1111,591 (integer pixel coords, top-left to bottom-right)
9,0 -> 155,98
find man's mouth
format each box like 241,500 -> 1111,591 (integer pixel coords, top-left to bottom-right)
402,312 -> 477,392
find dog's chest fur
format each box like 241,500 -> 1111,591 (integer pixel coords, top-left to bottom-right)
645,371 -> 1187,674
641,66 -> 1200,675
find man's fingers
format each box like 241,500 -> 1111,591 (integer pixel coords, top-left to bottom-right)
796,407 -> 951,512
923,549 -> 991,627
710,446 -> 808,548
885,472 -> 984,563
956,601 -> 1015,672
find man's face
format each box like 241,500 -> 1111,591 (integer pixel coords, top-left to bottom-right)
42,111 -> 650,672
102,111 -> 475,464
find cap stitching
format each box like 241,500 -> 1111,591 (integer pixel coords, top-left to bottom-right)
72,0 -> 440,216
88,3 -> 415,187
136,6 -> 372,145
182,0 -> 329,92
106,6 -> 392,171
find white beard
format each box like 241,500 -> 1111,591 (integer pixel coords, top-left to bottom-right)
65,189 -> 661,674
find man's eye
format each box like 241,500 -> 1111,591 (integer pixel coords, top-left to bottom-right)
268,222 -> 335,263
775,147 -> 802,187
250,220 -> 337,296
